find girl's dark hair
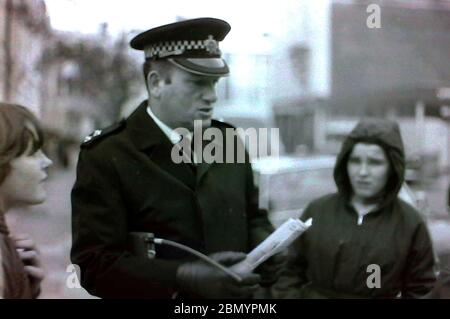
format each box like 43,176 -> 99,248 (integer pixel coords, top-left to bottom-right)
0,103 -> 44,184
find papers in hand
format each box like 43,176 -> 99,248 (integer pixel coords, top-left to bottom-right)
231,218 -> 313,275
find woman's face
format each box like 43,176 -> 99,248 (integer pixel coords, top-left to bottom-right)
0,149 -> 52,209
347,142 -> 390,202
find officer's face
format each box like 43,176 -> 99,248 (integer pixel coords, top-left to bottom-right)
160,67 -> 220,130
347,143 -> 390,202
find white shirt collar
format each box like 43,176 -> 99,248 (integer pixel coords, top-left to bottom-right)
145,104 -> 201,164
146,104 -> 183,145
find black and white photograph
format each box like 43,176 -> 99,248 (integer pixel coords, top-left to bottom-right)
1,0 -> 450,305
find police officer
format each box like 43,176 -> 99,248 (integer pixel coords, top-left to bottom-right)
71,17 -> 280,299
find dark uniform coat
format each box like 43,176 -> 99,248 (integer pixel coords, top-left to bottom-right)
70,101 -> 274,298
272,119 -> 437,298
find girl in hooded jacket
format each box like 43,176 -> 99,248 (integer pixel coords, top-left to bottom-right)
273,118 -> 436,298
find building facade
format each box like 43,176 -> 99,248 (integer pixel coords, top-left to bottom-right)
0,0 -> 52,115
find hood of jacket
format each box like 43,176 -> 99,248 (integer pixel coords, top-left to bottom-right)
333,118 -> 406,206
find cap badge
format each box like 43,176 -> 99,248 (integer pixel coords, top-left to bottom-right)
204,35 -> 220,55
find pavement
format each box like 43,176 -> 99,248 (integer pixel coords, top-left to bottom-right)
5,164 -> 450,299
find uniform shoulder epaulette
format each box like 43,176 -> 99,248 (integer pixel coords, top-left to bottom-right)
81,120 -> 126,148
212,119 -> 236,129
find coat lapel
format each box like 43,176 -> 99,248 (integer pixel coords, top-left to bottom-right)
126,101 -> 196,190
195,129 -> 224,184
126,101 -> 226,187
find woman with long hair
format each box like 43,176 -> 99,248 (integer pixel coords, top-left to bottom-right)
0,103 -> 52,298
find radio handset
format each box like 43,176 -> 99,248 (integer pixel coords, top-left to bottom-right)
127,232 -> 156,259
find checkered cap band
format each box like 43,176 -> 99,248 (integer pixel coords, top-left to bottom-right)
144,38 -> 220,59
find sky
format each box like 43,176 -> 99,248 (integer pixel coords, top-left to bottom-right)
44,0 -> 332,102
44,0 -> 288,51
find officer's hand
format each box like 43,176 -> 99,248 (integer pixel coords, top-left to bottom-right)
176,251 -> 261,299
256,252 -> 287,287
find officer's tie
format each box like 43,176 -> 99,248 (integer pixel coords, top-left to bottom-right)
179,134 -> 197,172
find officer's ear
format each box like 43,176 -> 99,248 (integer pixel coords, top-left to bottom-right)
147,71 -> 165,99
